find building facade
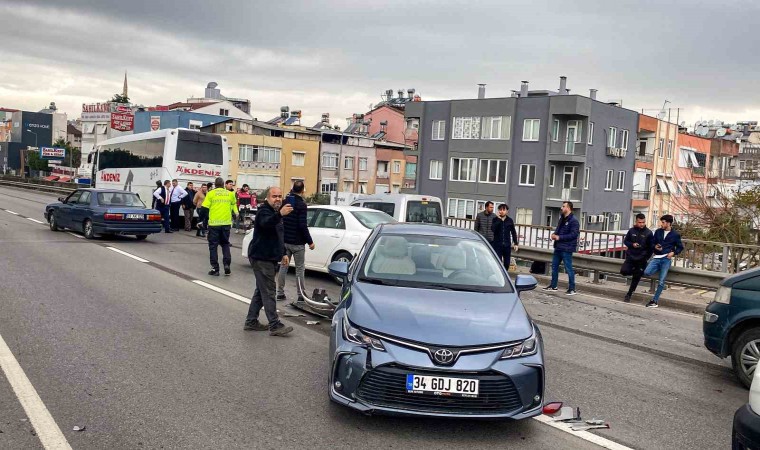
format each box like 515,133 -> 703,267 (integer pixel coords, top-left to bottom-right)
317,130 -> 376,195
133,110 -> 229,133
406,78 -> 638,231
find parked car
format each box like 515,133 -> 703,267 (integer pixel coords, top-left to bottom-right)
733,364 -> 760,448
242,205 -> 396,282
703,266 -> 760,388
327,223 -> 542,419
349,194 -> 443,224
44,189 -> 163,240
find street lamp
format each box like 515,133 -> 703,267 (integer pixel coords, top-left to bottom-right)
23,129 -> 38,179
25,129 -> 38,148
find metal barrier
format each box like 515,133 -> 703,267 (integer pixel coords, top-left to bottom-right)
0,179 -> 76,196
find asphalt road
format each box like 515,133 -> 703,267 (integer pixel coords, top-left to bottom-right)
0,186 -> 747,450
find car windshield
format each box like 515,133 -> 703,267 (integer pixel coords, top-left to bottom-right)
359,234 -> 512,293
97,192 -> 146,208
351,211 -> 397,229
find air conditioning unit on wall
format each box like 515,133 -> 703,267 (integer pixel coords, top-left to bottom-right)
589,215 -> 598,223
606,147 -> 616,156
613,213 -> 621,222
619,148 -> 627,158
597,214 -> 606,222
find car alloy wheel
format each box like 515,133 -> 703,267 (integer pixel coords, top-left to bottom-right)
83,220 -> 95,240
740,340 -> 760,379
49,213 -> 60,231
732,328 -> 760,388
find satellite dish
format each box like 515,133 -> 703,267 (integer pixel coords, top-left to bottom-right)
749,133 -> 760,144
699,127 -> 709,137
680,121 -> 686,127
702,120 -> 709,126
716,128 -> 727,137
730,124 -> 739,131
708,120 -> 714,126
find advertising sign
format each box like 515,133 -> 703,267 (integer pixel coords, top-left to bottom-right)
40,147 -> 66,159
150,115 -> 161,131
111,113 -> 134,131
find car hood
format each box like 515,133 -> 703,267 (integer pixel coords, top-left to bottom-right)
346,282 -> 533,347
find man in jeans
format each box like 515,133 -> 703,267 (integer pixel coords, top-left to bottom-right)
621,213 -> 654,302
643,214 -> 684,308
245,186 -> 294,336
276,180 -> 314,303
543,201 -> 580,295
202,177 -> 238,276
473,201 -> 496,246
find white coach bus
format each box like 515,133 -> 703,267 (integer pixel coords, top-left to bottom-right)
91,128 -> 228,204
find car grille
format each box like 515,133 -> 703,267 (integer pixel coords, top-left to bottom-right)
356,365 -> 524,414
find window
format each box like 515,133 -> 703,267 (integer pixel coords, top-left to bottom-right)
344,156 -> 354,170
239,144 -> 255,162
343,180 -> 354,191
313,209 -> 345,229
322,152 -> 338,169
429,160 -> 443,180
432,120 -> 446,140
584,167 -> 590,190
605,170 -> 614,190
563,166 -> 578,189
375,184 -> 389,194
377,161 -> 389,175
358,157 -> 368,171
608,127 -> 617,148
549,165 -> 556,187
523,119 -> 540,141
392,161 -> 401,173
667,140 -> 673,159
545,212 -> 553,227
405,162 -> 416,178
320,178 -> 337,193
478,159 -> 508,184
406,201 -> 442,224
292,152 -> 305,167
188,120 -> 203,130
516,208 -> 533,225
519,164 -> 536,186
552,119 -> 560,142
358,181 -> 368,194
588,122 -> 594,145
621,129 -> 629,150
567,120 -> 582,143
450,157 -> 477,182
98,137 -> 166,169
253,146 -> 281,163
78,191 -> 92,205
658,138 -> 664,158
481,116 -> 511,140
617,171 -> 625,191
219,108 -> 229,116
391,184 -> 401,193
452,117 -> 481,139
447,198 -> 476,219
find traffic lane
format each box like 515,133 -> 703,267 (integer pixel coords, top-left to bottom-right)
0,211 -> 599,450
522,290 -> 726,368
0,377 -> 44,450
541,324 -> 744,449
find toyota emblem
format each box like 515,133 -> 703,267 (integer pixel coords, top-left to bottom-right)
433,349 -> 454,365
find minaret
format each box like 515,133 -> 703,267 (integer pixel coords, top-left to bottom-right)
122,71 -> 128,99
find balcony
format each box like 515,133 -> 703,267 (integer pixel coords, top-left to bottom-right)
740,170 -> 760,180
546,187 -> 582,202
635,152 -> 654,163
238,161 -> 280,171
549,140 -> 587,162
632,190 -> 650,200
691,167 -> 705,176
376,171 -> 389,178
740,145 -> 760,158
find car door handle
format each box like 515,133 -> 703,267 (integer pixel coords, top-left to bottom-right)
330,234 -> 341,238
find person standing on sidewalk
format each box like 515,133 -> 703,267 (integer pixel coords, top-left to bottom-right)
276,180 -> 314,303
621,213 -> 654,302
642,214 -> 684,308
491,203 -> 518,269
544,201 -> 580,295
474,201 -> 496,247
202,177 -> 238,276
193,184 -> 208,237
182,182 -> 196,232
153,180 -> 172,233
244,186 -> 294,336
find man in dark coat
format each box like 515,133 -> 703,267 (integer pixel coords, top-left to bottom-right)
621,213 -> 654,302
492,203 -> 518,269
543,201 -> 580,295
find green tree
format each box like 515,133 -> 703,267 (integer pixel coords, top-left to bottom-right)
53,138 -> 80,167
111,94 -> 130,104
26,150 -> 49,171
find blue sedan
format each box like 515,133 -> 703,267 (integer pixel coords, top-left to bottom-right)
327,223 -> 543,419
44,188 -> 163,240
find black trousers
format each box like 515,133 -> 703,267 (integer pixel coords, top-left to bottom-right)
245,259 -> 282,330
207,226 -> 231,270
170,202 -> 182,230
625,257 -> 649,295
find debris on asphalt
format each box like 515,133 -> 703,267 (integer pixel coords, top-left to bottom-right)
306,321 -> 320,325
283,313 -> 306,317
73,425 -> 86,432
571,423 -> 610,431
550,406 -> 581,422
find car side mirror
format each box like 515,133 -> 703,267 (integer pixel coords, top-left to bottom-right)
328,261 -> 349,280
58,197 -> 66,203
515,274 -> 538,292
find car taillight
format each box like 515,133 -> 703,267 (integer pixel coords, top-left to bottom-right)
104,213 -> 124,220
147,214 -> 162,221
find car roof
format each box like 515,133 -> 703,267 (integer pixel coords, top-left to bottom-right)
376,223 -> 479,239
75,188 -> 135,193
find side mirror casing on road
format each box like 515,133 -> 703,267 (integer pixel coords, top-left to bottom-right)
328,261 -> 349,280
515,274 -> 538,292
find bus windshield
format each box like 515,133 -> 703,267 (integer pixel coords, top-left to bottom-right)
176,130 -> 223,165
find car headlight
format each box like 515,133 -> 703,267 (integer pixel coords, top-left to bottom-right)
343,317 -> 385,351
500,329 -> 538,359
714,286 -> 731,304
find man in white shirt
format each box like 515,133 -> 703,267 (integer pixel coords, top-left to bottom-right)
168,178 -> 188,231
153,180 -> 172,233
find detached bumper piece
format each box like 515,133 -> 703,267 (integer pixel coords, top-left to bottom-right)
733,404 -> 760,449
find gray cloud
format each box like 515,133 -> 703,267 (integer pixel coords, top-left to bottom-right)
1,0 -> 759,126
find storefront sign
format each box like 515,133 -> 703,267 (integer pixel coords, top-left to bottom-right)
40,147 -> 66,159
150,115 -> 161,131
111,113 -> 134,131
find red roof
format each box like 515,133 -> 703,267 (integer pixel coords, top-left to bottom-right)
0,107 -> 19,112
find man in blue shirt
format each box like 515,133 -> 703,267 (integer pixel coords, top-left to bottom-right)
543,201 -> 580,295
642,214 -> 684,308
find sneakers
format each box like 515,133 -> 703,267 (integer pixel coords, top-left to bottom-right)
224,265 -> 231,276
243,321 -> 269,331
645,300 -> 659,308
269,323 -> 294,336
565,289 -> 577,296
624,294 -> 632,303
542,286 -> 558,291
276,294 -> 287,302
208,268 -> 220,276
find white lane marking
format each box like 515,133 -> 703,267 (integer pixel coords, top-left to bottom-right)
192,280 -> 251,304
5,210 -> 19,215
107,247 -> 150,263
0,332 -> 73,450
26,218 -> 44,224
533,414 -> 633,450
66,232 -> 84,239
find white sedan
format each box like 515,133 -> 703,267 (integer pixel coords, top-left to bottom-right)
242,205 -> 396,281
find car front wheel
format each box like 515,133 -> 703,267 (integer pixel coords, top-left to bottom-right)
83,219 -> 96,240
731,328 -> 760,388
48,212 -> 60,231
331,251 -> 353,285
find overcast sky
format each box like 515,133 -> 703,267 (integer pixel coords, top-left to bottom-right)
1,0 -> 758,128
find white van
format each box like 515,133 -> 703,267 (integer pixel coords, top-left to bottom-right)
350,194 -> 443,224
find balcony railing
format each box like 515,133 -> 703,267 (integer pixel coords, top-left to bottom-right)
635,153 -> 654,162
376,171 -> 389,178
632,190 -> 650,200
546,187 -> 582,202
549,140 -> 587,156
238,161 -> 280,170
691,167 -> 705,176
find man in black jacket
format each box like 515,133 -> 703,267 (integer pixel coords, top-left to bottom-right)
621,213 -> 654,302
492,204 -> 518,269
244,186 -> 294,336
276,181 -> 314,303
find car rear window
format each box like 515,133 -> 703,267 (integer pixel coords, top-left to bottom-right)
97,192 -> 146,208
363,202 -> 395,217
406,200 -> 442,224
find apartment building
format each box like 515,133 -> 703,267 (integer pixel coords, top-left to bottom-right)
635,115 -> 679,226
736,121 -> 760,186
316,128 -> 376,195
406,77 -> 638,231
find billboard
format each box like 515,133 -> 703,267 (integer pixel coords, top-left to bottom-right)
40,147 -> 66,159
150,115 -> 161,131
111,113 -> 134,131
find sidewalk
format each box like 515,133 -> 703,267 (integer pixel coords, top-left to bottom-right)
512,265 -> 714,314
